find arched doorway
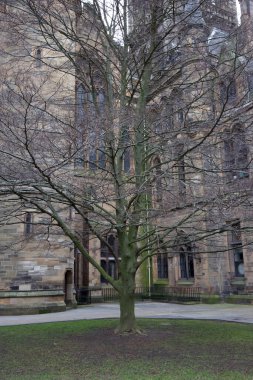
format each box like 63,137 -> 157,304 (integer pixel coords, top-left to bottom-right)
64,270 -> 73,305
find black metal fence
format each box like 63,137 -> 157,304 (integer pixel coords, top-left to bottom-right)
76,286 -> 201,304
102,287 -> 118,302
151,286 -> 201,302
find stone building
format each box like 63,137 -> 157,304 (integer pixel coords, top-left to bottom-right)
0,0 -> 78,313
151,0 -> 253,296
0,0 -> 253,315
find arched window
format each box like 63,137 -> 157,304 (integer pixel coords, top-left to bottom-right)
224,126 -> 249,180
228,221 -> 245,278
176,232 -> 195,280
24,212 -> 33,236
100,234 -> 119,283
180,245 -> 194,279
157,253 -> 168,279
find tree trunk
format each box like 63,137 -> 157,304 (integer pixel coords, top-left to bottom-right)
116,270 -> 138,333
117,288 -> 137,333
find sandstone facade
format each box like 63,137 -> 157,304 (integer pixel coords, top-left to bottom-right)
0,0 -> 253,315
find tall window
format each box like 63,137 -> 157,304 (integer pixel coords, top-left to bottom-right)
180,245 -> 194,279
88,91 -> 106,171
224,126 -> 249,180
228,79 -> 237,100
246,0 -> 251,16
75,84 -> 86,167
154,157 -> 162,202
220,81 -> 227,102
220,79 -> 237,103
178,109 -> 184,123
177,144 -> 186,198
123,128 -> 131,173
100,234 -> 119,283
0,1 -> 6,12
75,85 -> 106,170
24,212 -> 33,236
230,221 -> 245,278
35,48 -> 42,68
157,253 -> 168,279
247,73 -> 253,98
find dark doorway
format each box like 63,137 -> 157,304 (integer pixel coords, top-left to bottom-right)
64,270 -> 73,305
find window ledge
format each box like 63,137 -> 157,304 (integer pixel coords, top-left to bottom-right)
154,280 -> 169,285
230,277 -> 246,286
176,279 -> 195,286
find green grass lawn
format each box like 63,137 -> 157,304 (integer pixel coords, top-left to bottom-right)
0,319 -> 253,380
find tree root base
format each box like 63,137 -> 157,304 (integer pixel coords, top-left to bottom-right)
114,327 -> 146,336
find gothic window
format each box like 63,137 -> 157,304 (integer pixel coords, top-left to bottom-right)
220,79 -> 237,103
171,89 -> 184,127
247,73 -> 253,98
123,149 -> 130,172
229,221 -> 244,277
157,253 -> 168,279
89,91 -> 106,171
98,146 -> 106,169
89,129 -> 97,170
166,103 -> 174,130
220,81 -> 227,102
224,126 -> 249,180
177,144 -> 186,198
100,234 -> 119,283
75,84 -> 86,167
0,1 -> 6,12
178,109 -> 184,123
89,141 -> 106,170
35,48 -> 42,68
154,157 -> 162,202
75,85 -> 106,170
247,0 -> 251,15
179,245 -> 194,279
122,128 -> 131,173
228,79 -> 237,100
24,212 -> 33,236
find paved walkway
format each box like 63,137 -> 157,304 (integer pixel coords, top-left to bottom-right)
0,302 -> 253,326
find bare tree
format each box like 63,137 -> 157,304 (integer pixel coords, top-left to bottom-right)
0,0 -> 252,332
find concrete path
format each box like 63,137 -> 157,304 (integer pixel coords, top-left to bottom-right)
0,302 -> 253,326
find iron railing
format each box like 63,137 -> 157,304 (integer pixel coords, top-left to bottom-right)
76,286 -> 201,304
151,286 -> 201,302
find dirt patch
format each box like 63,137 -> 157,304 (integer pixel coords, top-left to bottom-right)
1,320 -> 253,379
61,325 -> 253,373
